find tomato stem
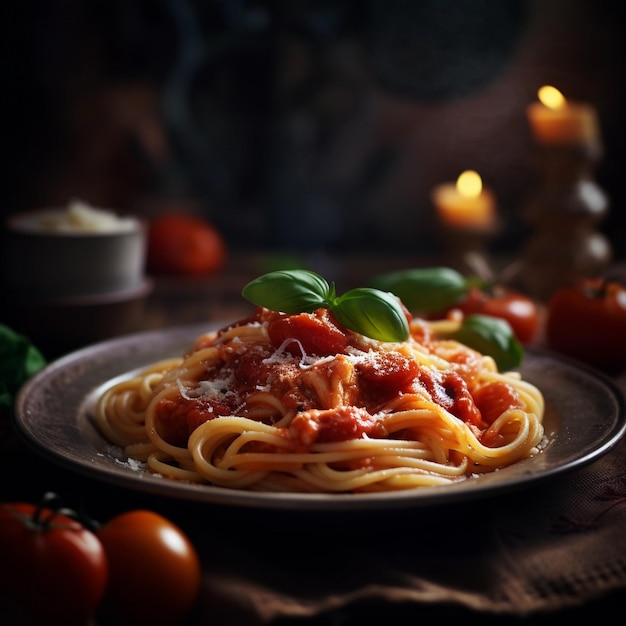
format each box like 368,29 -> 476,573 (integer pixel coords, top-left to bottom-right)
10,492 -> 101,532
580,273 -> 626,300
33,492 -> 64,527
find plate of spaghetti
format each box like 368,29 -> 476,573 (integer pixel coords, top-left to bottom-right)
14,303 -> 626,510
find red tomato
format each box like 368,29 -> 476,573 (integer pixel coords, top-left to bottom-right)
355,351 -> 418,392
473,381 -> 523,426
0,501 -> 108,624
268,309 -> 349,356
546,279 -> 626,372
448,285 -> 539,345
97,510 -> 202,626
147,213 -> 226,276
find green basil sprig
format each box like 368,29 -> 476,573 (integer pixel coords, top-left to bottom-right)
242,269 -> 410,342
370,266 -> 523,369
369,266 -> 484,312
451,314 -> 523,371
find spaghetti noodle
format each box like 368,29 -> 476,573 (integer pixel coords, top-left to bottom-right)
95,306 -> 545,493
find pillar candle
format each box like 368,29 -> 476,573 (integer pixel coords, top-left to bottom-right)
527,85 -> 600,147
432,170 -> 496,231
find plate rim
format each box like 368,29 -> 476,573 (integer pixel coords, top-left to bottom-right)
14,322 -> 626,511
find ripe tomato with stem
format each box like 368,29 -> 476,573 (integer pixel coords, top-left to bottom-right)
0,493 -> 108,624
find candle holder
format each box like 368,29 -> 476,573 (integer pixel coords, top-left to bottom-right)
438,222 -> 500,275
517,142 -> 612,301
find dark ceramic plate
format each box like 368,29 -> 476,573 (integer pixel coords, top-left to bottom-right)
14,322 -> 626,511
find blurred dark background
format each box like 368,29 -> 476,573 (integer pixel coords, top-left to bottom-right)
3,0 -> 626,259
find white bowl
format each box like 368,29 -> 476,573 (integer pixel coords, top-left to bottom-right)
1,204 -> 147,298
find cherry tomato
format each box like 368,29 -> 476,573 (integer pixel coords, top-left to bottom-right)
0,499 -> 108,624
97,510 -> 202,626
546,278 -> 626,372
147,213 -> 226,276
446,285 -> 539,345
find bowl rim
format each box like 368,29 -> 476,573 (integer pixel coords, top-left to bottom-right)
5,208 -> 145,237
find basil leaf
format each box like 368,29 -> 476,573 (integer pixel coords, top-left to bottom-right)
450,314 -> 523,371
0,324 -> 47,410
370,266 -> 476,312
242,270 -> 410,342
242,269 -> 332,313
333,288 -> 410,342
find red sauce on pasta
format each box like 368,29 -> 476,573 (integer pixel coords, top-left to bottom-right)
155,307 -> 523,449
96,304 -> 544,492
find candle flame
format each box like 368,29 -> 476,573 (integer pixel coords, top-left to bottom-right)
538,85 -> 566,110
456,170 -> 482,198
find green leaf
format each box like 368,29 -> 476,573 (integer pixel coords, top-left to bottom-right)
0,324 -> 47,410
242,269 -> 333,313
333,288 -> 410,342
241,270 -> 409,342
370,266 -> 479,312
450,314 -> 523,371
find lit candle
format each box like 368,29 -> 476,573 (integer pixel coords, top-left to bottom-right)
432,170 -> 496,231
527,85 -> 600,147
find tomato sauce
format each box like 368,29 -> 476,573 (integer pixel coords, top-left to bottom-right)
156,306 -> 523,449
